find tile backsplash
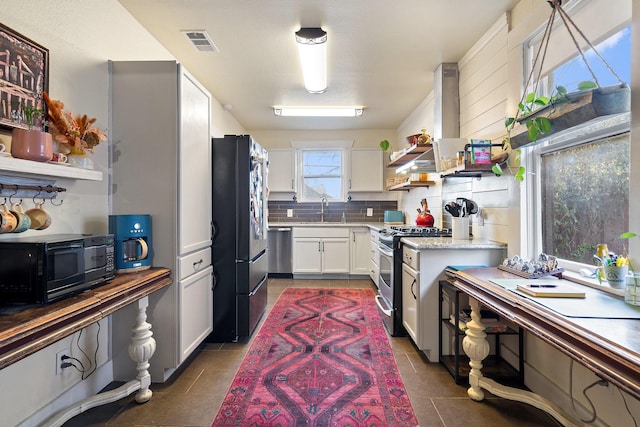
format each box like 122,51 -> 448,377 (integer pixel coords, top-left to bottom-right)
268,200 -> 398,223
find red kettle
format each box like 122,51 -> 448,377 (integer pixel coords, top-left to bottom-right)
416,198 -> 434,227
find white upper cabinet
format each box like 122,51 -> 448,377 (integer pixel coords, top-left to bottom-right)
267,148 -> 295,193
178,71 -> 212,255
349,148 -> 383,192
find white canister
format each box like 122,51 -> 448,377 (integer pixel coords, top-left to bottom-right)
452,217 -> 470,240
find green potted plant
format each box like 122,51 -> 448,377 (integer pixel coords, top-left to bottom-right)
10,101 -> 54,162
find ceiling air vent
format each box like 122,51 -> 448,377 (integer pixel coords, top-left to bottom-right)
182,30 -> 219,53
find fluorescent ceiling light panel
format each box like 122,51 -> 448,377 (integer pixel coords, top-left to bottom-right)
273,107 -> 364,117
295,28 -> 327,94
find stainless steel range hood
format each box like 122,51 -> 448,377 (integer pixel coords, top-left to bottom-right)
396,63 -> 461,174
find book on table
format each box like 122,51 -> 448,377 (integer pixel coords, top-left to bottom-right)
516,282 -> 586,298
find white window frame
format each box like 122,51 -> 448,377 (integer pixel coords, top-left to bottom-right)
520,0 -> 632,292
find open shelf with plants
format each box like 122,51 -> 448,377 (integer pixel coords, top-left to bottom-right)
387,143 -> 433,168
0,156 -> 102,181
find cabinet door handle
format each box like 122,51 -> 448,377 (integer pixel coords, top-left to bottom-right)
318,241 -> 321,252
411,278 -> 417,300
349,179 -> 352,189
291,179 -> 294,190
322,241 -> 325,251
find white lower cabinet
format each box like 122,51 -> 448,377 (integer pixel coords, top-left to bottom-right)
369,230 -> 380,286
350,227 -> 370,275
179,265 -> 213,363
402,247 -> 419,343
292,228 -> 350,274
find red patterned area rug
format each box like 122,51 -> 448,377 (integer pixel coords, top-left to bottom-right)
212,288 -> 418,426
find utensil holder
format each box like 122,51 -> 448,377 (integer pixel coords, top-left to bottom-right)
452,217 -> 470,240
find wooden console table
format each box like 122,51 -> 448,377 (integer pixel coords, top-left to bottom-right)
453,267 -> 640,427
0,267 -> 171,426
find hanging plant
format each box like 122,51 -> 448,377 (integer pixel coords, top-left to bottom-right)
493,0 -> 629,181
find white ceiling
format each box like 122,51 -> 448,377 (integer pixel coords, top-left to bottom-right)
118,0 -> 520,131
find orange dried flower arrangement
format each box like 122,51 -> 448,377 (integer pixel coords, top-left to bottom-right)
43,92 -> 107,154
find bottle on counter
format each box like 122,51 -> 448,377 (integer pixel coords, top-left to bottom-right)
341,212 -> 346,223
596,244 -> 610,265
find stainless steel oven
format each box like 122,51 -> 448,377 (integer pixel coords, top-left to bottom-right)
375,226 -> 452,337
376,242 -> 396,335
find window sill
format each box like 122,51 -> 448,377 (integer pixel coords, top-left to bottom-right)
562,270 -> 624,298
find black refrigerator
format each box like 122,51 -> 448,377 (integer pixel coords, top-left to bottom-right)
210,135 -> 269,341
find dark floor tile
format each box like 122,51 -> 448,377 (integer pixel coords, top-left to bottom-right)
432,396 -> 562,427
107,390 -> 217,426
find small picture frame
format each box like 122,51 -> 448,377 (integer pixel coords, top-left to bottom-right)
0,23 -> 49,131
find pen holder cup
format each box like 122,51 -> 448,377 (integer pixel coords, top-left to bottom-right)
603,265 -> 629,288
451,217 -> 470,240
625,272 -> 640,306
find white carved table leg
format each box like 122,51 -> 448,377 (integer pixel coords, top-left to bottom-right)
462,298 -> 490,401
42,296 -> 157,426
460,297 -> 582,427
128,296 -> 156,403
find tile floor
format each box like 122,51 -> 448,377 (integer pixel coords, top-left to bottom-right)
64,278 -> 561,426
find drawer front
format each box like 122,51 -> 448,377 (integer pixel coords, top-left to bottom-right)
178,247 -> 212,280
293,227 -> 350,238
402,246 -> 420,270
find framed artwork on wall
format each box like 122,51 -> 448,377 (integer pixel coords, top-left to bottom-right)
0,23 -> 49,131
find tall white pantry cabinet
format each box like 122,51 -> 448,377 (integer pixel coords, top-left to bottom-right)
110,61 -> 213,382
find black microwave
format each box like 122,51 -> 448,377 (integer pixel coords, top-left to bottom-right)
0,234 -> 115,304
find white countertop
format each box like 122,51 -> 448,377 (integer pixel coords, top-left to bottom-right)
401,237 -> 507,250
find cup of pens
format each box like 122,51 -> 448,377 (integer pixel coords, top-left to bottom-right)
602,265 -> 629,288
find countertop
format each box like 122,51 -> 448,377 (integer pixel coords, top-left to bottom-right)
401,237 -> 507,250
0,267 -> 172,370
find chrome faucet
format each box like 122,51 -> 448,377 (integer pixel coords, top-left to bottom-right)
320,197 -> 328,222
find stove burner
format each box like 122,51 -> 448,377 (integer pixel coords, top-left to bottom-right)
383,226 -> 452,237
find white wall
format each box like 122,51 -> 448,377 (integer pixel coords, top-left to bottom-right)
0,1 -> 244,426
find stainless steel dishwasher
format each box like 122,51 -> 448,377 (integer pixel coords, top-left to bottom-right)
267,227 -> 292,277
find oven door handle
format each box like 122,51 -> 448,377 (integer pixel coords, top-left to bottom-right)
378,245 -> 394,257
375,295 -> 393,316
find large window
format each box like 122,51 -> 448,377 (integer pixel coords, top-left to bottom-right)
540,134 -> 629,264
298,149 -> 344,202
525,5 -> 631,272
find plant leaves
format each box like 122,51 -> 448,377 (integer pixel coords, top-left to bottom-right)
379,139 -> 389,151
538,117 -> 552,134
525,92 -> 536,103
578,80 -> 598,91
620,232 -> 637,239
492,163 -> 503,175
556,85 -> 567,95
515,166 -> 525,182
534,96 -> 550,106
505,117 -> 515,128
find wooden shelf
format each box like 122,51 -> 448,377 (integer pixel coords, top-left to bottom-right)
386,180 -> 435,191
387,144 -> 433,167
0,156 -> 102,181
440,163 -> 496,178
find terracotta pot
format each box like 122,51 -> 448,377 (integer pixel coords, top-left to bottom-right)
10,128 -> 53,162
